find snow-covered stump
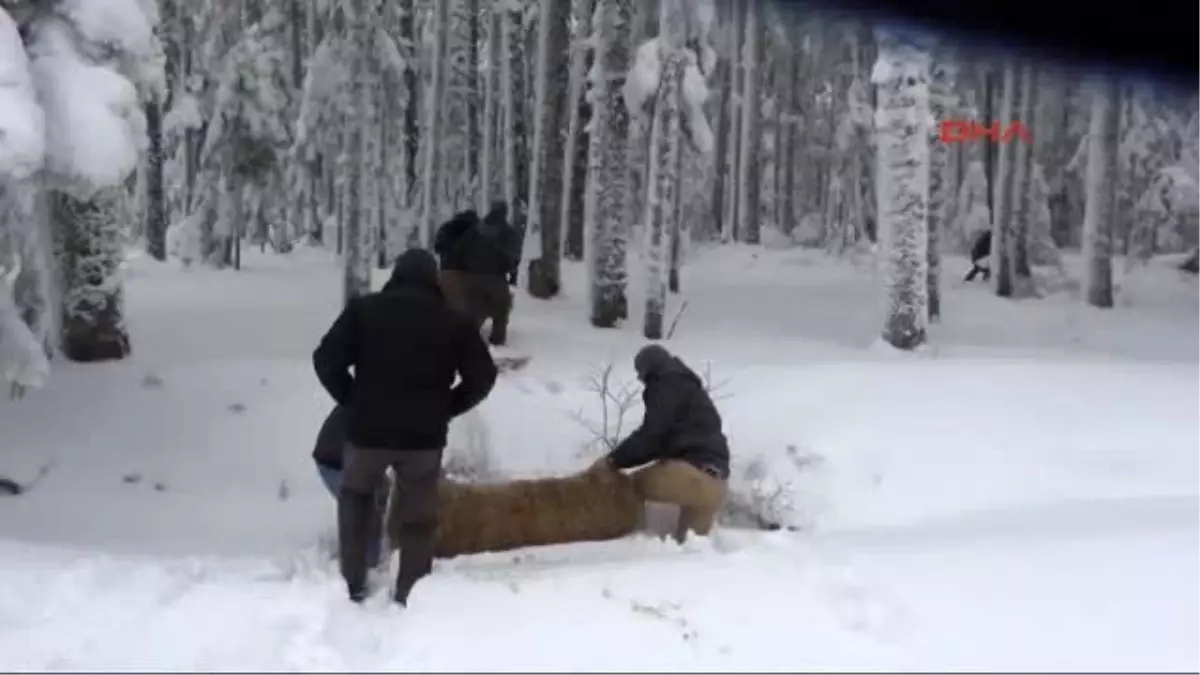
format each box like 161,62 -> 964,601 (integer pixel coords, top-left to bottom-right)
872,28 -> 933,351
387,467 -> 642,559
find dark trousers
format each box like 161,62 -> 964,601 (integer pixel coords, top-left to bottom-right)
315,461 -> 384,568
964,261 -> 991,282
339,445 -> 443,604
439,270 -> 513,346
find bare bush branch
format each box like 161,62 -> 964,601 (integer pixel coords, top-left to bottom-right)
567,362 -> 641,458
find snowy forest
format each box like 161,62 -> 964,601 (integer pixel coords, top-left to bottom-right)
1,0 -> 1198,391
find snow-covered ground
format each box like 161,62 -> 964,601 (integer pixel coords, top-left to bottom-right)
1,246 -> 1196,671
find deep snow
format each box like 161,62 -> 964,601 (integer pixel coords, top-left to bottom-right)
0,245 -> 1196,671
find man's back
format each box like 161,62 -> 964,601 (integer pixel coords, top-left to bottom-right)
313,250 -> 498,451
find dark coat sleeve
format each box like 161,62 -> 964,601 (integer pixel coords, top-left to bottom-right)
448,322 -> 499,418
607,379 -> 687,470
313,301 -> 360,407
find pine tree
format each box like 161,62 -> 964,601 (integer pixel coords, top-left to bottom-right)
1082,73 -> 1120,308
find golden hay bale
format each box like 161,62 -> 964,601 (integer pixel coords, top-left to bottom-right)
386,467 -> 643,559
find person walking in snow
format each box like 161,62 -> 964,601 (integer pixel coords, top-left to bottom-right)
433,209 -> 481,319
433,202 -> 522,346
590,345 -> 731,544
313,248 -> 498,606
964,229 -> 992,282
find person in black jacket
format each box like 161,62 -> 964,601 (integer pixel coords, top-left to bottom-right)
462,201 -> 521,345
313,248 -> 498,605
964,229 -> 992,282
433,210 -> 481,320
591,345 -> 731,544
433,203 -> 522,345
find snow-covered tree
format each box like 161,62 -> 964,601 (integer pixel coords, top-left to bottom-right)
872,27 -> 933,351
559,0 -> 595,261
732,0 -> 761,244
639,0 -> 686,339
526,0 -> 572,298
0,6 -> 50,394
28,0 -> 164,362
926,48 -> 957,320
1082,73 -> 1120,308
990,60 -> 1019,297
1008,60 -> 1038,287
585,0 -> 633,327
419,0 -> 452,247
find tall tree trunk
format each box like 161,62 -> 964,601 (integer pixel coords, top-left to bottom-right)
734,0 -> 761,244
926,51 -> 956,321
722,0 -> 744,242
419,0 -> 452,247
401,0 -> 420,239
1082,74 -> 1119,308
465,0 -> 481,190
1010,61 -> 1037,283
709,0 -> 732,240
526,0 -> 572,298
144,99 -> 167,261
560,0 -> 594,262
874,28 -> 932,351
502,6 -> 532,283
587,0 -> 632,327
344,0 -> 374,301
480,6 -> 502,212
992,60 -> 1019,298
642,0 -> 685,339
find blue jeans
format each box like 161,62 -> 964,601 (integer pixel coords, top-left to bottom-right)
316,462 -> 384,568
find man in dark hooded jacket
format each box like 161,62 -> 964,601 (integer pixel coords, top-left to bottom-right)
591,345 -> 731,543
435,202 -> 521,345
313,248 -> 498,605
433,210 -> 481,319
462,201 -> 521,345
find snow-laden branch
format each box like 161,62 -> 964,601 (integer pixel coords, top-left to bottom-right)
0,256 -> 49,395
0,8 -> 44,182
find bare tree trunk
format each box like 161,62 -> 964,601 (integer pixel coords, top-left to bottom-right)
709,0 -> 732,240
1082,74 -> 1119,308
587,0 -> 633,327
526,0 -> 572,298
560,0 -> 595,261
992,60 -> 1018,298
1010,61 -> 1037,283
734,0 -> 762,244
419,0 -> 451,247
926,51 -> 956,320
144,99 -> 167,261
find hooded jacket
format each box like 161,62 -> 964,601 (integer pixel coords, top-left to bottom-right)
607,345 -> 731,477
312,249 -> 498,451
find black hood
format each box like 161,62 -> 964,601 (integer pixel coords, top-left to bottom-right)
383,248 -> 442,296
633,344 -> 697,383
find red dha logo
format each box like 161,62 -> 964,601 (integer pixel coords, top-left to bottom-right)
939,120 -> 1032,144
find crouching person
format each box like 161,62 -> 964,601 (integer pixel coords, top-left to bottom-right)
313,248 -> 498,606
591,345 -> 730,544
311,405 -> 389,570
